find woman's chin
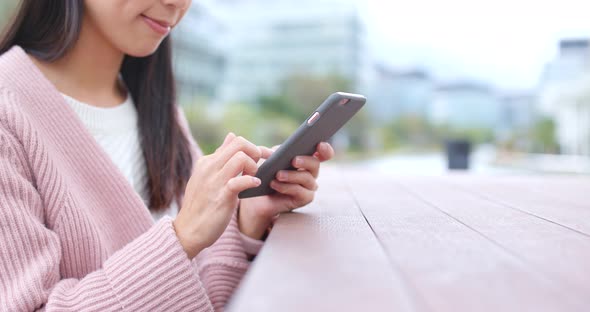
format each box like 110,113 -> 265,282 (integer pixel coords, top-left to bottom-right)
123,41 -> 165,58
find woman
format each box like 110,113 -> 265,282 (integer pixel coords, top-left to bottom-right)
0,0 -> 334,311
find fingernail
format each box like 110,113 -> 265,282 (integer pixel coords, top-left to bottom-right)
277,171 -> 286,181
295,158 -> 303,167
252,177 -> 261,185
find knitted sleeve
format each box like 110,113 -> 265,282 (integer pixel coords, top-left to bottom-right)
176,107 -> 264,310
0,126 -> 214,312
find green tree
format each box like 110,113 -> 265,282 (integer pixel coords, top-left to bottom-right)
380,115 -> 496,152
343,109 -> 371,152
382,115 -> 438,150
529,117 -> 559,153
256,73 -> 371,154
222,103 -> 299,147
182,105 -> 225,155
0,0 -> 17,29
259,73 -> 352,121
437,126 -> 495,145
258,94 -> 297,120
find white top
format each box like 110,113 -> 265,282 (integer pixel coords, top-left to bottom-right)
62,93 -> 178,221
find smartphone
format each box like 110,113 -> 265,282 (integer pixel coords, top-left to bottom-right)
238,92 -> 366,199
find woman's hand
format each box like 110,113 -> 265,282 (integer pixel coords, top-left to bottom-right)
238,142 -> 335,240
173,133 -> 262,259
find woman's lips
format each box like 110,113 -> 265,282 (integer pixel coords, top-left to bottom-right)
141,15 -> 171,35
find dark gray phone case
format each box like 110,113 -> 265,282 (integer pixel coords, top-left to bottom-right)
238,92 -> 366,199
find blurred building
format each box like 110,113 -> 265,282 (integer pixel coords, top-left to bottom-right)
538,39 -> 590,114
500,92 -> 536,130
370,65 -> 433,123
172,3 -> 226,106
430,81 -> 503,129
538,39 -> 590,155
495,92 -> 537,146
210,0 -> 370,103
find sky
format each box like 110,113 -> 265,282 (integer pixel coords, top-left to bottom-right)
360,0 -> 590,90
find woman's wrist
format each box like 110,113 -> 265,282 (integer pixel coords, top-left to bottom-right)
238,201 -> 272,240
172,218 -> 204,259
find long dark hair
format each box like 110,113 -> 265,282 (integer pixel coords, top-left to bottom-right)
0,0 -> 193,211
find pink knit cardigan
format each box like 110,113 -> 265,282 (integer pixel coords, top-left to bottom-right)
0,46 -> 262,311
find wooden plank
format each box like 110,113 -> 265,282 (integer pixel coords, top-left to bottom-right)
450,175 -> 590,209
346,171 -> 585,312
227,167 -> 418,312
450,176 -> 590,236
496,176 -> 590,210
397,176 -> 590,303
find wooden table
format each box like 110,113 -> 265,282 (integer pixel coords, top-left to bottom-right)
228,166 -> 590,311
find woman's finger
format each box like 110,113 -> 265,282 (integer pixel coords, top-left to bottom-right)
259,146 -> 274,159
276,170 -> 318,191
270,181 -> 314,209
221,151 -> 259,180
316,142 -> 335,162
216,136 -> 261,166
225,175 -> 262,196
292,155 -> 320,178
215,132 -> 236,152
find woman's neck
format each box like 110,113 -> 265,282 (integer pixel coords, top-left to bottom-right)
31,16 -> 126,108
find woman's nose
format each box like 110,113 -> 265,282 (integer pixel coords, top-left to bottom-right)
162,0 -> 191,11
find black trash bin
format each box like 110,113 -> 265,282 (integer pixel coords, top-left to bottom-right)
445,139 -> 471,170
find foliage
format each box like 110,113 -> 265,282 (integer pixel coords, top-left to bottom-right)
389,115 -> 438,146
529,117 -> 559,153
342,109 -> 371,153
436,124 -> 495,144
182,101 -> 300,155
0,0 -> 17,29
182,105 -> 225,155
256,73 -> 371,154
221,103 -> 299,147
379,114 -> 495,152
258,73 -> 353,121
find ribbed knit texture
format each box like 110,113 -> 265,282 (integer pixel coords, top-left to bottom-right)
61,93 -> 179,220
0,46 -> 263,312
